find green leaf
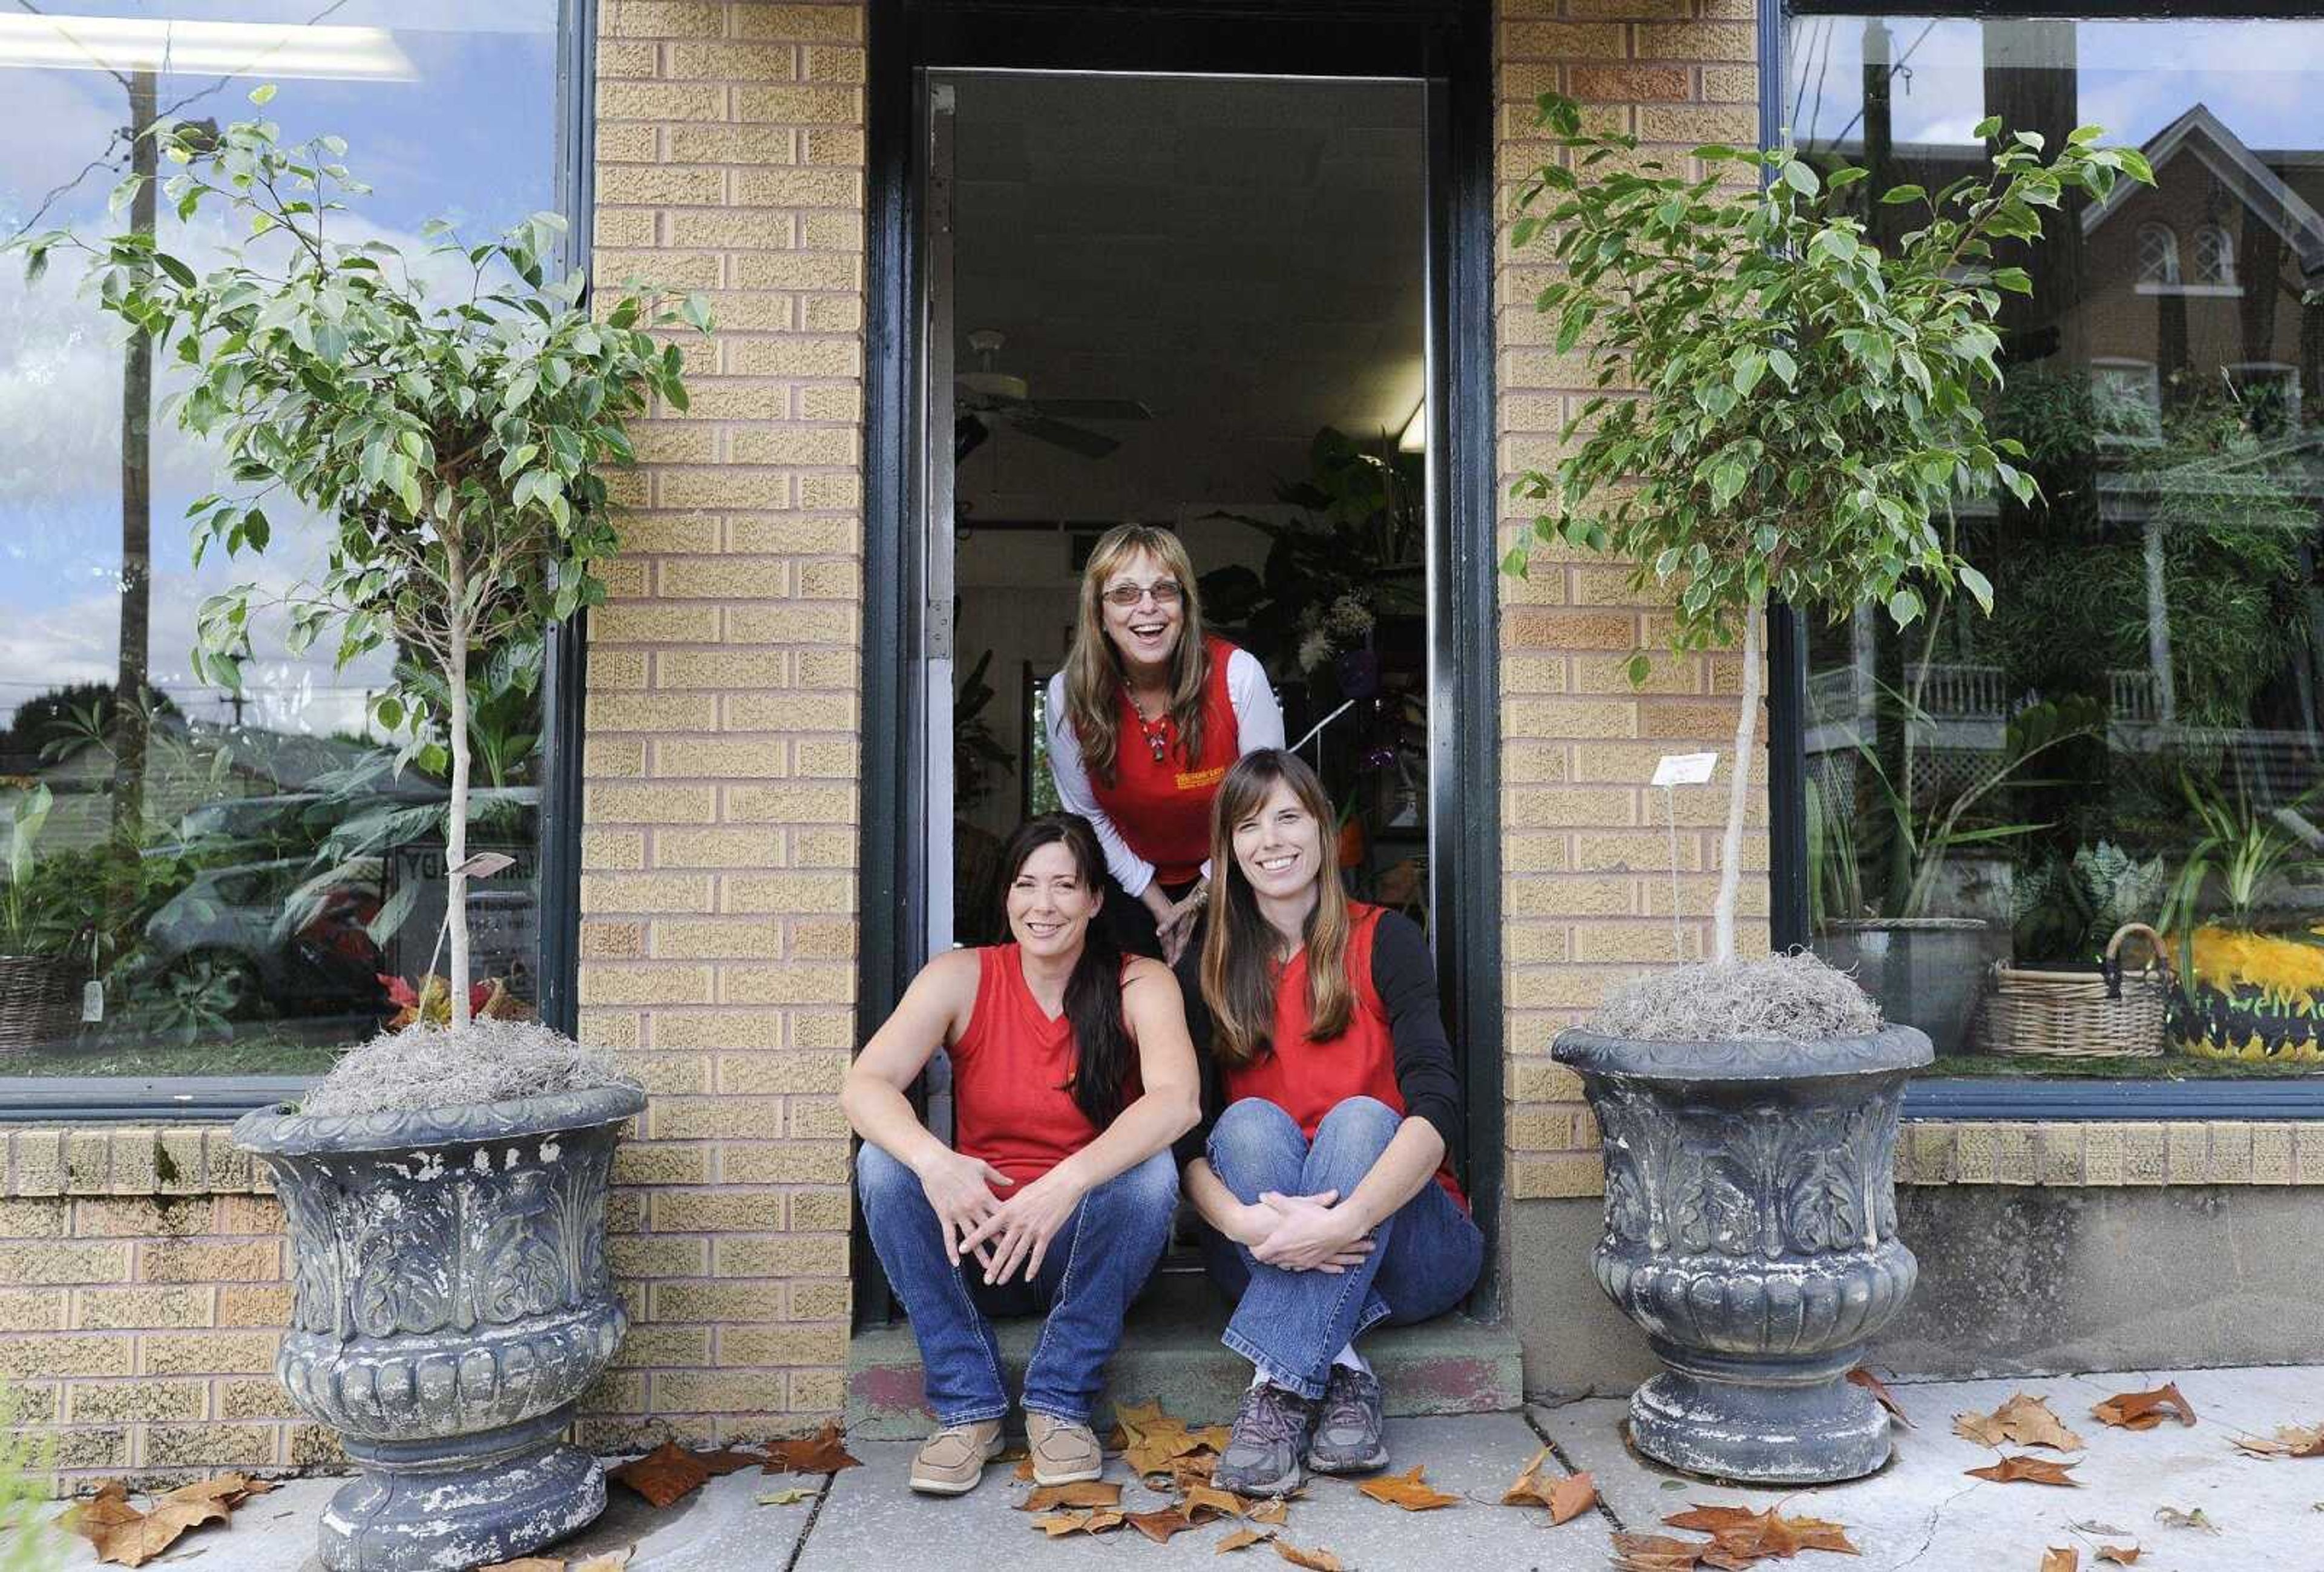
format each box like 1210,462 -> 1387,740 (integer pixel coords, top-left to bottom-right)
1878,183 -> 1925,205
1624,651 -> 1653,687
1781,160 -> 1820,197
1765,346 -> 1797,388
1958,564 -> 1994,615
248,84 -> 277,105
1973,114 -> 2004,140
1989,266 -> 2033,295
1887,587 -> 1923,628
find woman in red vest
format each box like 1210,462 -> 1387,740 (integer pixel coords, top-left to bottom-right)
1046,524 -> 1283,965
1180,749 -> 1482,1497
843,814 -> 1200,1496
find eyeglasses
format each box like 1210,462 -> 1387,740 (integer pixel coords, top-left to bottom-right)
1102,579 -> 1183,609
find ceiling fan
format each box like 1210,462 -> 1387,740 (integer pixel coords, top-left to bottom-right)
954,329 -> 1152,460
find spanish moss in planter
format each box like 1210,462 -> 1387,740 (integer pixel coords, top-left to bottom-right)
11,89 -> 705,1569
1506,96 -> 2150,1482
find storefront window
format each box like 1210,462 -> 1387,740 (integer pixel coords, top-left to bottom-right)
1785,8 -> 2324,1078
0,4 -> 562,1078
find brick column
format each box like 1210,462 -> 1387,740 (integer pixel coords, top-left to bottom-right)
581,0 -> 869,1445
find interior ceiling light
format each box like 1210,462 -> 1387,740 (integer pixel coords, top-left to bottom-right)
0,15 -> 416,80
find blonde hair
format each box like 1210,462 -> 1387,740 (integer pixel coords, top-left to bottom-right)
1199,749 -> 1355,1067
1063,524 -> 1212,786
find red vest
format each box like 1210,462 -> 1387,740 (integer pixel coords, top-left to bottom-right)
951,945 -> 1138,1192
1221,904 -> 1468,1208
1085,636 -> 1244,886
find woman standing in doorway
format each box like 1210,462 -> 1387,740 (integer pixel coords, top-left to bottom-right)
1046,524 -> 1283,965
843,813 -> 1200,1496
1180,749 -> 1482,1497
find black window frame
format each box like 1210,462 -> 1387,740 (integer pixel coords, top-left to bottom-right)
859,0 -> 1502,1319
0,0 -> 597,1124
1763,0 -> 2324,1120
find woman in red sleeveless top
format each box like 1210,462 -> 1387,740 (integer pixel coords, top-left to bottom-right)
1179,751 -> 1483,1497
1047,524 -> 1283,964
842,814 -> 1199,1497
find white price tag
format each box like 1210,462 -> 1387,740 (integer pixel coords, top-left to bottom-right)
1650,751 -> 1718,788
449,852 -> 517,880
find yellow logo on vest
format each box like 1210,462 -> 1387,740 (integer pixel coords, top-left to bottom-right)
1175,765 -> 1226,792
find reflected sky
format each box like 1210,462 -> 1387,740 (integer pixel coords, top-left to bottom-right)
1784,17 -> 2324,154
0,4 -> 560,733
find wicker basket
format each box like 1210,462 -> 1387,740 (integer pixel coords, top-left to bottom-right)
1978,922 -> 2170,1059
0,953 -> 85,1054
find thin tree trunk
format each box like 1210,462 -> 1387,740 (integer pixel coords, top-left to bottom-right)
109,70 -> 157,913
1712,593 -> 1765,964
444,546 -> 473,1031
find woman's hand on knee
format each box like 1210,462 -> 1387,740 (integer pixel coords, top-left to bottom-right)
1250,1189 -> 1374,1274
913,1148 -> 1012,1268
959,1167 -> 1086,1288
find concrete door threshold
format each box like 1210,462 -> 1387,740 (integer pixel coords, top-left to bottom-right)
847,1271 -> 1521,1439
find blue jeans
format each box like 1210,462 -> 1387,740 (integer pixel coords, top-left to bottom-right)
1199,1096 -> 1484,1399
856,1143 -> 1178,1426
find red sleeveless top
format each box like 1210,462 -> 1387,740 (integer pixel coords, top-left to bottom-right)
1086,636 -> 1244,886
1221,904 -> 1467,1208
951,945 -> 1139,1192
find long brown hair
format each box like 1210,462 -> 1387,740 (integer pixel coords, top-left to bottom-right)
1062,524 -> 1210,786
997,814 -> 1135,1129
1199,750 -> 1355,1068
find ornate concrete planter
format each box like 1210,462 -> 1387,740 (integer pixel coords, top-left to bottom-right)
234,1084 -> 646,1571
1552,1025 -> 1931,1484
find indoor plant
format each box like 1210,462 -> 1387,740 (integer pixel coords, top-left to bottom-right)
2156,772 -> 2324,1063
0,786 -> 87,1055
13,93 -> 704,1570
1508,94 -> 2146,1482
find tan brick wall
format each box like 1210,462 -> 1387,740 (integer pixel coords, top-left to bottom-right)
577,0 -> 867,1447
0,1128 -> 326,1494
1494,1 -> 1769,1203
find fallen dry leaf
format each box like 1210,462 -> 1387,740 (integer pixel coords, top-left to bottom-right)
754,1487 -> 814,1506
1356,1464 -> 1460,1512
1846,1367 -> 1914,1428
1085,1511 -> 1126,1533
611,1443 -> 714,1508
1955,1392 -> 2086,1452
1013,1454 -> 1036,1482
64,1479 -> 235,1568
573,1553 -> 634,1572
1273,1539 -> 1344,1571
475,1561 -> 562,1572
1249,1499 -> 1289,1525
764,1422 -> 860,1475
1031,1511 -> 1091,1537
2231,1423 -> 2324,1459
1662,1502 -> 1860,1559
1218,1527 -> 1275,1553
2092,1384 -> 2196,1432
2040,1550 -> 2077,1572
1612,1531 -> 1709,1571
1020,1480 -> 1123,1512
1183,1483 -> 1251,1522
1126,1506 -> 1196,1544
1502,1447 -> 1595,1523
2153,1505 -> 2219,1534
1967,1454 -> 2079,1487
2094,1548 -> 2140,1566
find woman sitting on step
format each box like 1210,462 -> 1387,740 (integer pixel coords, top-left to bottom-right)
1178,749 -> 1483,1496
842,812 -> 1201,1497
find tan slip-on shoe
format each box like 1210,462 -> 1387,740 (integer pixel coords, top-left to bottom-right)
908,1419 -> 1005,1495
1025,1411 -> 1105,1486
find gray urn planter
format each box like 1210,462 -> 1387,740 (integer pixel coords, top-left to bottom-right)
1813,918 -> 1992,1057
234,1084 -> 646,1572
1552,1025 -> 1931,1484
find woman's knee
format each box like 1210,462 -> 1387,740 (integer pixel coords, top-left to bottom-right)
1316,1096 -> 1402,1145
854,1142 -> 918,1214
1091,1150 -> 1179,1218
1209,1097 -> 1301,1163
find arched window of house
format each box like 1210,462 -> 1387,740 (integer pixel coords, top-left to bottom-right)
2193,223 -> 2236,286
2137,222 -> 2181,285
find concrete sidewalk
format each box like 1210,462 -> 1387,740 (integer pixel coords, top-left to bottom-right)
38,1365 -> 2321,1570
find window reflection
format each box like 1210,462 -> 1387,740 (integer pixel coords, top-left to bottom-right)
1787,12 -> 2324,1077
0,4 -> 560,1075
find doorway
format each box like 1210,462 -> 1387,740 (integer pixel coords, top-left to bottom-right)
861,0 -> 1502,1318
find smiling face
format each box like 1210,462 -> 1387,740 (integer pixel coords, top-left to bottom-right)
1005,838 -> 1101,959
1098,548 -> 1185,676
1231,779 -> 1326,906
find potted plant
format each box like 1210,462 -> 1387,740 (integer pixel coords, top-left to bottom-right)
1813,683 -> 2099,1053
0,786 -> 86,1054
12,93 -> 706,1571
1507,95 -> 2147,1482
2156,772 -> 2324,1063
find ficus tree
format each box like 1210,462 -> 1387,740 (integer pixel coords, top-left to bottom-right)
1505,94 -> 2151,969
9,88 -> 710,1032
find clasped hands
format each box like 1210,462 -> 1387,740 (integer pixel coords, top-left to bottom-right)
1235,1188 -> 1374,1274
914,1146 -> 1085,1286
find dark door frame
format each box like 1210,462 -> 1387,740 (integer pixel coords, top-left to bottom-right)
859,0 -> 1503,1319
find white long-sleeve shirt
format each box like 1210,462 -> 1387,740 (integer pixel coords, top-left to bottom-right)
1045,648 -> 1284,898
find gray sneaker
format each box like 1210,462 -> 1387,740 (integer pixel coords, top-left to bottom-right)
1212,1381 -> 1317,1498
1306,1366 -> 1388,1474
